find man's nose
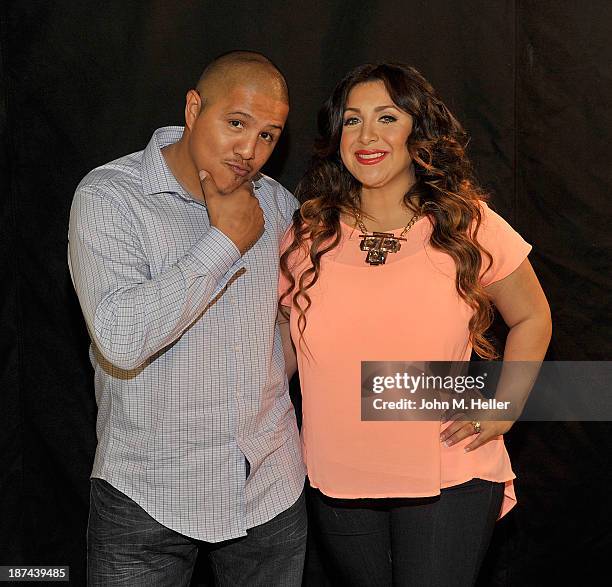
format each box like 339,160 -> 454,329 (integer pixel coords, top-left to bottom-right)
234,134 -> 258,160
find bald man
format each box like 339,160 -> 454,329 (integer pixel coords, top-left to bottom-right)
68,51 -> 306,586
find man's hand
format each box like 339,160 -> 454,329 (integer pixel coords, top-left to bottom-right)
199,170 -> 264,255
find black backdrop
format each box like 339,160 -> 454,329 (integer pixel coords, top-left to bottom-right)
1,1 -> 610,585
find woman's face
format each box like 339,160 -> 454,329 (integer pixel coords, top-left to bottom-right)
340,80 -> 415,194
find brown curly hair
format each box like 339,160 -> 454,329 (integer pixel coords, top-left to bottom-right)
280,62 -> 497,359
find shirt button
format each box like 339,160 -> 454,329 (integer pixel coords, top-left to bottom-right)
233,345 -> 240,352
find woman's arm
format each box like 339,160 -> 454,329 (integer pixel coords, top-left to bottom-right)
486,258 -> 552,361
440,258 -> 552,450
278,307 -> 298,380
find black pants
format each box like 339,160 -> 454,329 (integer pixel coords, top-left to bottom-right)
309,478 -> 504,587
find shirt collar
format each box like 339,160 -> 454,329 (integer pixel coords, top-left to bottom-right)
141,126 -> 189,197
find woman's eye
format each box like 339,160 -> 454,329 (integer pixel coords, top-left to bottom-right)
343,117 -> 359,126
229,120 -> 244,129
260,132 -> 275,143
380,115 -> 397,124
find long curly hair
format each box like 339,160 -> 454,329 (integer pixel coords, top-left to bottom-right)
280,62 -> 497,359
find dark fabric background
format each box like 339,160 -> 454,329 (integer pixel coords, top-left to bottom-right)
1,1 -> 610,585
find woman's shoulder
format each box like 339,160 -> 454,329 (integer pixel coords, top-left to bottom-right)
474,199 -> 521,235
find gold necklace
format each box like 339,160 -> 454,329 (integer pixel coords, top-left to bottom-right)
354,210 -> 420,266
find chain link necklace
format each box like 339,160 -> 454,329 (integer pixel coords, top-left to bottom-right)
354,209 -> 421,266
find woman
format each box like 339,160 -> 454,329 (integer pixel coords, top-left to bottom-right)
279,63 -> 551,586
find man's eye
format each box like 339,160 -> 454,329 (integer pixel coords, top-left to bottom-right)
260,132 -> 275,143
380,115 -> 397,124
229,120 -> 244,129
343,117 -> 360,126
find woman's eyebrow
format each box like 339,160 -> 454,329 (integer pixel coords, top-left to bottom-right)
344,104 -> 400,113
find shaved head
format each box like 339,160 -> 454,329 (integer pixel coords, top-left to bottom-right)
196,51 -> 289,109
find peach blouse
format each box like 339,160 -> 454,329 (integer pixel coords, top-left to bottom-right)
280,202 -> 532,518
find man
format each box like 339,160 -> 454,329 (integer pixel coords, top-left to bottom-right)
68,51 -> 306,586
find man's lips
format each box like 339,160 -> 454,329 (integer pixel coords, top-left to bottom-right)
354,150 -> 389,165
225,161 -> 250,177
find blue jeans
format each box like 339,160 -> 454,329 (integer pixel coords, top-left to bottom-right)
87,478 -> 307,586
309,478 -> 504,587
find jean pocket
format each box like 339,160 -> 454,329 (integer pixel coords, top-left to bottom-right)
90,479 -> 148,526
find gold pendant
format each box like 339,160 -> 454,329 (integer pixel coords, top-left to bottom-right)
359,232 -> 406,266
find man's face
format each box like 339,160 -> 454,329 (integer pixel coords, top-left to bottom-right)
187,84 -> 288,193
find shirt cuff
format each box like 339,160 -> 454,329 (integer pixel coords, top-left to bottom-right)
181,226 -> 243,282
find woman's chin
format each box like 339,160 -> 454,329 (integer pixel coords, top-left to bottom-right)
358,178 -> 389,191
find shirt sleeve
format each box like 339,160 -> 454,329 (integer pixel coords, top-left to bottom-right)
275,184 -> 300,230
477,201 -> 532,286
68,186 -> 243,370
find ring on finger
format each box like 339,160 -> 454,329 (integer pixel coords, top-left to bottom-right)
471,420 -> 481,434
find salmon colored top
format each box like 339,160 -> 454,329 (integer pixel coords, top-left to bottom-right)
279,202 -> 532,518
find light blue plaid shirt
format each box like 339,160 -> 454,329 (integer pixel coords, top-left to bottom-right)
68,126 -> 305,542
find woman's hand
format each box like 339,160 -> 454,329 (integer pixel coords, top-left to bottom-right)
440,414 -> 514,452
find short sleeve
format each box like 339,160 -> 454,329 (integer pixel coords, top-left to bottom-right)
477,202 -> 532,286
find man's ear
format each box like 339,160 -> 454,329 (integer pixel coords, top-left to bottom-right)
184,89 -> 202,131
